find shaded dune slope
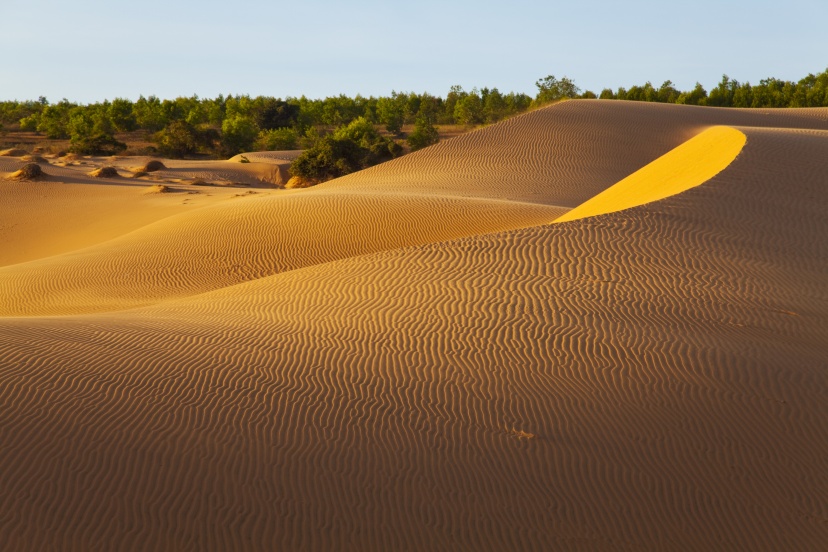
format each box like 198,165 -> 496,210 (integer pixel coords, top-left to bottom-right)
325,100 -> 828,206
1,102 -> 827,550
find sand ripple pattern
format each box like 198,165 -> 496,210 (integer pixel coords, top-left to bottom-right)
0,102 -> 827,550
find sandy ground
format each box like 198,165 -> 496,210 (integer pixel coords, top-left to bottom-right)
1,100 -> 827,551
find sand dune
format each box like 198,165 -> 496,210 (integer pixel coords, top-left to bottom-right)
0,101 -> 827,551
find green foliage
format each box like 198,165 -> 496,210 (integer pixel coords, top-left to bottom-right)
290,117 -> 402,182
36,99 -> 76,138
68,132 -> 127,156
407,115 -> 439,151
255,127 -> 299,150
534,75 -> 580,105
253,98 -> 300,130
454,89 -> 484,125
19,113 -> 40,131
109,98 -> 137,132
153,120 -> 215,157
134,95 -> 169,131
482,88 -> 506,123
67,105 -> 125,155
220,114 -> 259,156
377,92 -> 408,134
676,83 -> 708,105
4,67 -> 828,162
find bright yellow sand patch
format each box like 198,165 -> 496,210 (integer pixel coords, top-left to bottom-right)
554,126 -> 746,223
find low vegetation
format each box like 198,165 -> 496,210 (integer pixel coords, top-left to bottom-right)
289,117 -> 402,185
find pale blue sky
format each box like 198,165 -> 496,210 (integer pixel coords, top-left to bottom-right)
3,0 -> 826,102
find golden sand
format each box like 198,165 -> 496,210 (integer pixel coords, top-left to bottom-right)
555,126 -> 746,223
1,101 -> 827,551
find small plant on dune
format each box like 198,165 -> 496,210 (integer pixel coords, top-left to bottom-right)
11,163 -> 44,180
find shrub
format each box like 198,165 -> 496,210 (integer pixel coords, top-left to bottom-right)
255,127 -> 299,150
534,75 -> 580,105
290,117 -> 402,183
220,115 -> 259,156
407,115 -> 439,151
69,132 -> 127,156
153,122 -> 218,158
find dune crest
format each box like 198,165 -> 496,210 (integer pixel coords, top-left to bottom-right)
555,126 -> 746,223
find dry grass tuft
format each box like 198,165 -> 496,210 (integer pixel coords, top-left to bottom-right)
140,160 -> 166,172
285,176 -> 319,189
144,184 -> 171,194
89,166 -> 120,178
10,163 -> 45,180
21,155 -> 48,164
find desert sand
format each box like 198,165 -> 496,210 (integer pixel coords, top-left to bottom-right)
1,100 -> 827,550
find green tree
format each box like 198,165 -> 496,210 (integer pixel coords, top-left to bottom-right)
154,120 -> 203,157
676,83 -> 708,105
66,105 -> 126,155
36,99 -> 76,138
108,98 -> 137,132
534,75 -> 580,105
252,98 -> 299,130
482,88 -> 507,123
255,127 -> 299,150
220,115 -> 259,156
454,89 -> 483,125
134,95 -> 169,131
291,117 -> 402,183
377,92 -> 408,134
407,114 -> 439,151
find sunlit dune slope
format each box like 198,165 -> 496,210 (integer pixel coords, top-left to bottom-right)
0,155 -> 282,266
0,191 -> 561,315
555,125 -> 747,223
0,102 -> 827,551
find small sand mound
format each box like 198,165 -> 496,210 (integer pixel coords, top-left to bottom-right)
89,167 -> 120,178
144,184 -> 171,194
10,163 -> 45,180
132,171 -> 149,178
21,155 -> 48,164
140,160 -> 166,172
61,153 -> 81,161
285,176 -> 319,189
190,179 -> 213,186
0,148 -> 27,157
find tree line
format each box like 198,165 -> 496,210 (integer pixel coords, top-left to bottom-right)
0,87 -> 537,158
1,69 -> 826,183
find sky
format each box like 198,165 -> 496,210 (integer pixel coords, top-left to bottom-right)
2,0 -> 827,103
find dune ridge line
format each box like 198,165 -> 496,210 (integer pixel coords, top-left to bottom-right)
555,126 -> 747,223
